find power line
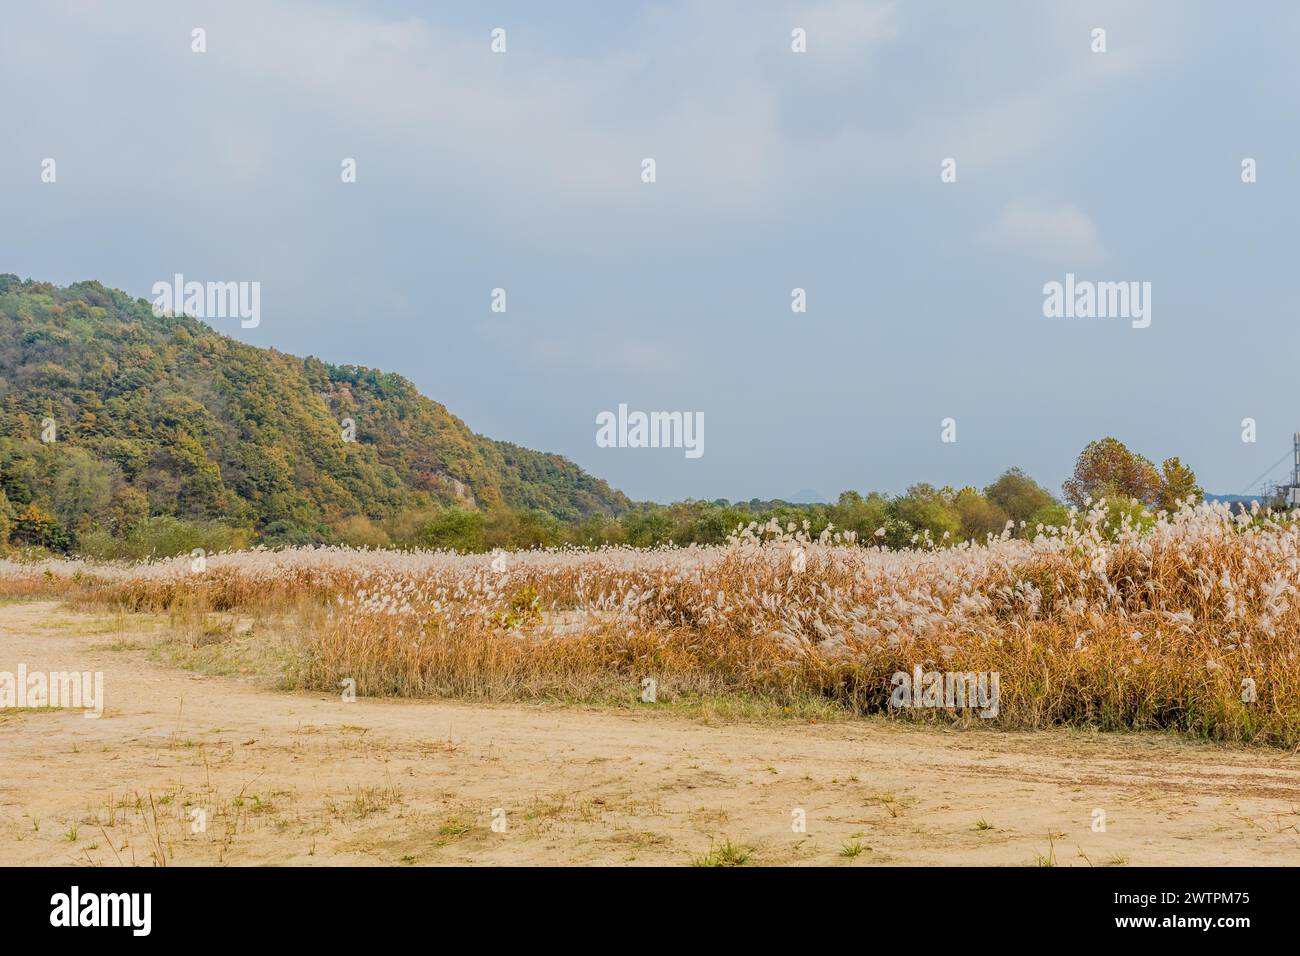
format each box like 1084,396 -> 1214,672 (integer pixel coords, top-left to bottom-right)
1240,447 -> 1294,497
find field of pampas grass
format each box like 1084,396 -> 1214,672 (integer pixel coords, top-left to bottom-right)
5,499 -> 1300,746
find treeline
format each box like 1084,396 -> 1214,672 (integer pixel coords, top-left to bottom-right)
0,469 -> 1057,557
404,472 -> 1063,552
0,436 -> 1207,558
331,437 -> 1202,554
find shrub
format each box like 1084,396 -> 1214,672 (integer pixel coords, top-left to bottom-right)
78,516 -> 253,560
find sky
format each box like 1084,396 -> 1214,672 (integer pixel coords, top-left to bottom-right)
3,0 -> 1300,504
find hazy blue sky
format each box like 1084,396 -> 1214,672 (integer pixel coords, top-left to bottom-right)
4,1 -> 1299,503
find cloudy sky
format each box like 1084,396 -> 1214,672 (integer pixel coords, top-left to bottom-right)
4,1 -> 1299,503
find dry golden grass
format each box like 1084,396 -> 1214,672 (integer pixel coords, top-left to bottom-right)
5,499 -> 1300,745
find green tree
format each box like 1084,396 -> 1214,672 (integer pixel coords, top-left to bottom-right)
260,520 -> 317,548
52,447 -> 116,533
893,484 -> 961,543
1157,457 -> 1203,512
104,485 -> 150,537
985,467 -> 1055,523
953,487 -> 1009,541
828,490 -> 891,542
621,510 -> 675,547
418,507 -> 486,552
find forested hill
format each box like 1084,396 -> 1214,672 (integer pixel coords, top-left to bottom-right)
0,275 -> 630,547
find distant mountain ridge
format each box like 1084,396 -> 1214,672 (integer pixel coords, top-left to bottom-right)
0,275 -> 630,542
1204,493 -> 1267,507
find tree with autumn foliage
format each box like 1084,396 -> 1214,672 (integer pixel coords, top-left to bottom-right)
1064,438 -> 1202,512
10,502 -> 72,552
1063,438 -> 1161,507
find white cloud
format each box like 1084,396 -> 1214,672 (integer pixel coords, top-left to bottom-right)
990,198 -> 1103,261
796,0 -> 896,63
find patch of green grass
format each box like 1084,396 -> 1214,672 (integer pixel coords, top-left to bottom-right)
41,614 -> 133,636
91,639 -> 149,652
324,785 -> 402,822
148,624 -> 306,682
0,707 -> 76,719
691,839 -> 752,867
437,816 -> 474,837
839,840 -> 866,858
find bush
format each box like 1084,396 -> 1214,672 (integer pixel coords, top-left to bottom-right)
1027,503 -> 1071,536
418,507 -> 485,552
332,516 -> 392,549
78,516 -> 253,560
10,503 -> 74,553
260,520 -> 319,549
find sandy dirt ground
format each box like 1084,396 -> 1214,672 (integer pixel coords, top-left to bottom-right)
1,600 -> 1298,866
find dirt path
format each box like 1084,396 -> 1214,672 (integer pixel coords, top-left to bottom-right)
1,600 -> 1298,866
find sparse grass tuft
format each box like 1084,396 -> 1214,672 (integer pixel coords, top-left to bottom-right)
691,839 -> 752,867
437,816 -> 473,837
